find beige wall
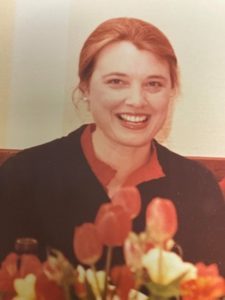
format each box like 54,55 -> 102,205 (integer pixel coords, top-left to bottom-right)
0,0 -> 16,146
1,0 -> 225,157
5,0 -> 72,149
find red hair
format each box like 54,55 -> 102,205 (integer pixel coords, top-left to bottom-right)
79,17 -> 178,91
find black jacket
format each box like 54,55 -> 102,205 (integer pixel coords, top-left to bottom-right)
0,125 -> 225,275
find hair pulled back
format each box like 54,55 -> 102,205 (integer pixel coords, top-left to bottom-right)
78,17 -> 178,91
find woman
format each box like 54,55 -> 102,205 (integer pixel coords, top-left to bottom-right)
0,17 -> 224,275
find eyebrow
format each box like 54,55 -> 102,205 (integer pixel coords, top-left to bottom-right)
102,73 -> 168,81
102,72 -> 128,78
146,75 -> 168,82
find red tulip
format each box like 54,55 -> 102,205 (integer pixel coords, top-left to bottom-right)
19,254 -> 42,277
0,253 -> 18,294
36,272 -> 67,300
0,252 -> 42,294
146,197 -> 177,244
95,203 -> 132,247
74,280 -> 87,299
74,223 -> 103,266
111,265 -> 135,300
111,187 -> 141,219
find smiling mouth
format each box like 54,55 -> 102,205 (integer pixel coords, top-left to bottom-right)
116,113 -> 150,130
117,113 -> 149,123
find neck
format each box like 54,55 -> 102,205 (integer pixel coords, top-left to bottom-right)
92,128 -> 152,175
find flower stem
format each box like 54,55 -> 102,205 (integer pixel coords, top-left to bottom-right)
158,247 -> 164,284
63,284 -> 72,300
103,246 -> 113,300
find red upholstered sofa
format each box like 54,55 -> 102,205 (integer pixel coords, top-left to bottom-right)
0,149 -> 19,166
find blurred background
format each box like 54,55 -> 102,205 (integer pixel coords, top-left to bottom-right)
1,0 -> 225,156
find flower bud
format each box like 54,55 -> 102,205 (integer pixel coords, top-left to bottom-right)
146,197 -> 177,244
111,187 -> 141,219
74,223 -> 103,266
111,265 -> 135,300
95,203 -> 132,247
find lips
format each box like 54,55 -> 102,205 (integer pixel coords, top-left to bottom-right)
116,113 -> 150,129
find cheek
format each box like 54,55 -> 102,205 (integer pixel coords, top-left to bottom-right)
90,89 -> 123,112
150,94 -> 171,114
89,78 -> 126,104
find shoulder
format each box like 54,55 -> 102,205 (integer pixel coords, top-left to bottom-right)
0,125 -> 87,173
154,140 -> 224,212
154,140 -> 215,181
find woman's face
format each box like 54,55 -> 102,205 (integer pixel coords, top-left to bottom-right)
84,41 -> 174,148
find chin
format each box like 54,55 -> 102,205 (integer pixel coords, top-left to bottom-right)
113,122 -> 160,147
114,135 -> 153,148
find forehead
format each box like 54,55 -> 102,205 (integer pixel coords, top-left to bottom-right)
93,41 -> 170,76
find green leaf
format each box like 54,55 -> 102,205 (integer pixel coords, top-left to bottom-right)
144,267 -> 193,299
0,292 -> 5,300
144,281 -> 180,299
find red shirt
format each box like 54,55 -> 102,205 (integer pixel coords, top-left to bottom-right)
80,124 -> 165,189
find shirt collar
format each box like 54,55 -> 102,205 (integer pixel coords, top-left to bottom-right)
80,124 -> 165,188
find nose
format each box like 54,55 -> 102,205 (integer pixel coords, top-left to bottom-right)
124,83 -> 147,107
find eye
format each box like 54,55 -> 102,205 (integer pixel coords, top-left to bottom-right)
144,81 -> 163,93
109,79 -> 123,84
106,78 -> 128,88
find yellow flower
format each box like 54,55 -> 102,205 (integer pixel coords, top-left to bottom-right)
77,264 -> 86,283
86,268 -> 106,298
13,274 -> 36,300
142,248 -> 196,285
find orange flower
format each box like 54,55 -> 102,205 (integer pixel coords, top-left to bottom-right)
111,187 -> 141,219
74,223 -> 103,266
111,265 -> 135,300
146,197 -> 177,244
95,203 -> 132,247
181,263 -> 225,300
197,262 -> 222,277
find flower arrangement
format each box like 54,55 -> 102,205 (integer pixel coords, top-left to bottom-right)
0,187 -> 225,300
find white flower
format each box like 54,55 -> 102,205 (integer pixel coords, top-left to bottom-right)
13,274 -> 36,300
142,248 -> 197,285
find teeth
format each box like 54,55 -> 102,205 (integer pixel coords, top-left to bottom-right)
119,114 -> 148,123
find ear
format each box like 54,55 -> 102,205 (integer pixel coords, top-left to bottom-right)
79,81 -> 89,97
170,86 -> 176,97
169,86 -> 179,101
